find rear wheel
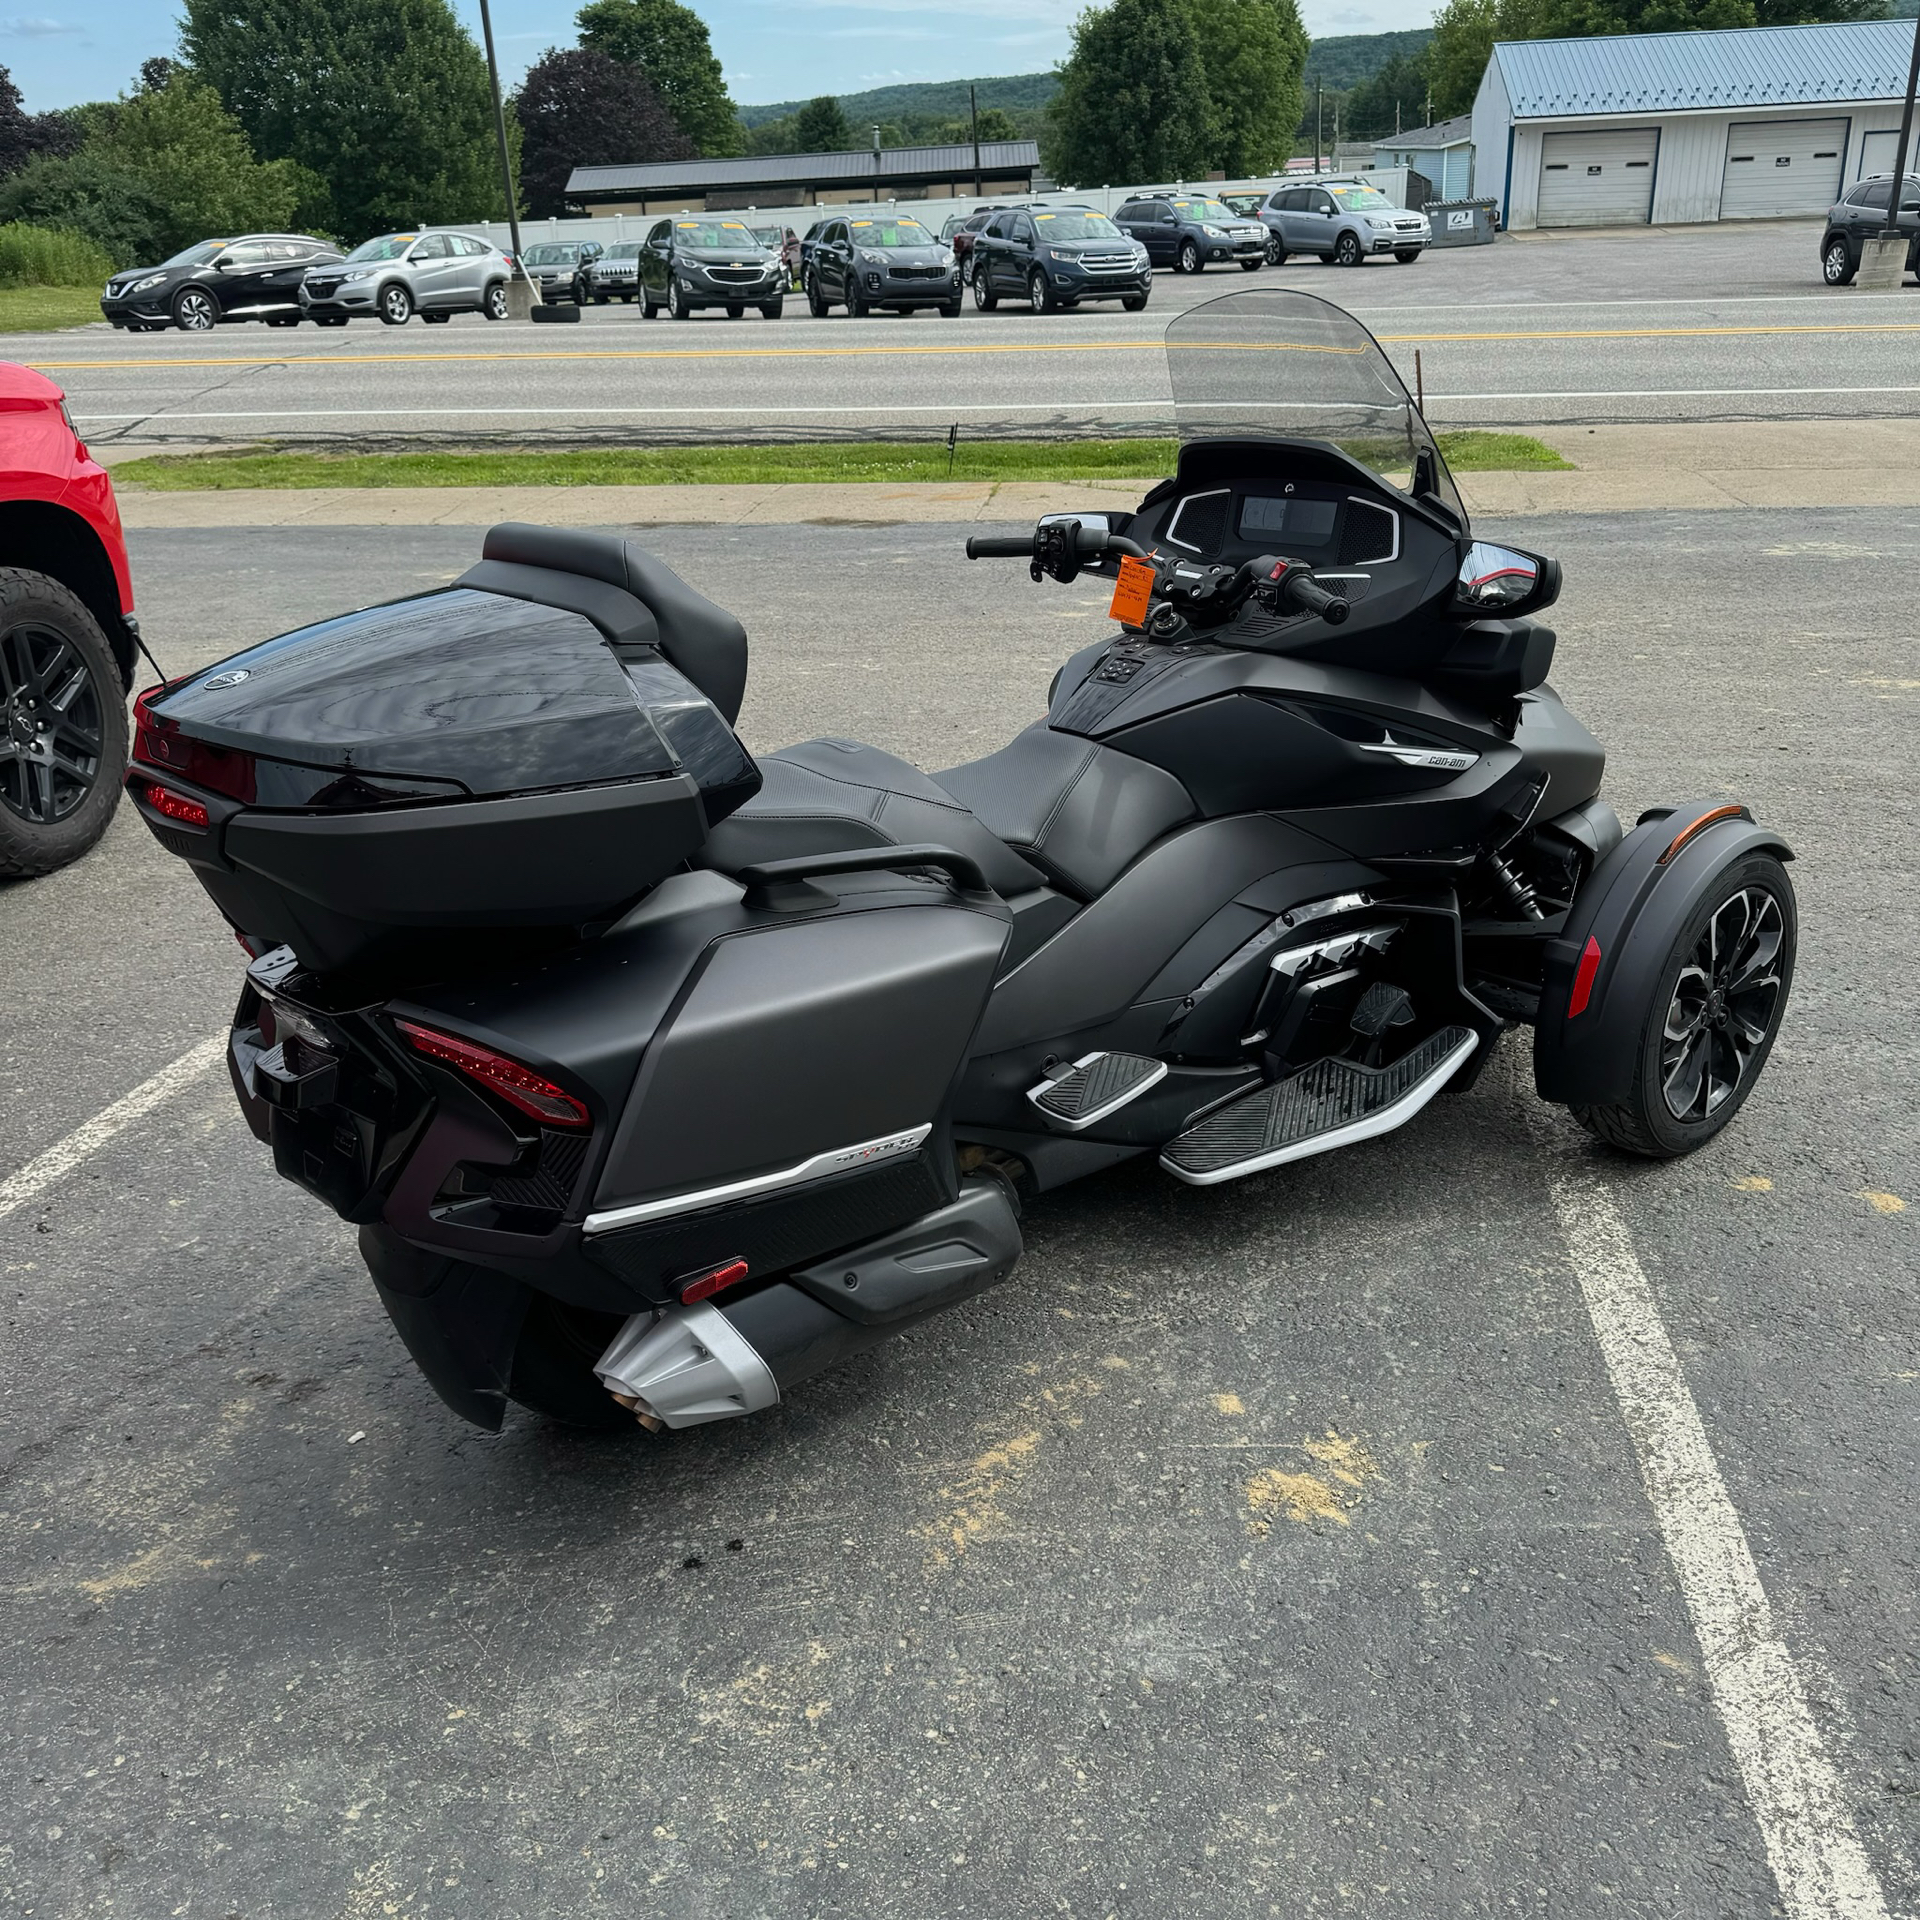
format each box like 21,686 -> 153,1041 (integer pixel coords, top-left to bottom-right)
1239,256 -> 1261,271
172,286 -> 218,331
1822,234 -> 1857,285
594,289 -> 610,304
506,1291 -> 633,1430
421,311 -> 450,324
264,314 -> 301,327
1122,292 -> 1148,311
482,281 -> 510,321
1394,249 -> 1422,264
1334,232 -> 1364,268
378,282 -> 413,325
0,570 -> 125,880
315,315 -> 349,326
1572,853 -> 1796,1159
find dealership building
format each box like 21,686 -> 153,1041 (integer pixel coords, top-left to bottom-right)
1473,20 -> 1920,229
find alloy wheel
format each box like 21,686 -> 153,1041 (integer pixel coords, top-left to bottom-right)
1823,239 -> 1853,285
381,284 -> 411,325
1659,886 -> 1787,1122
1179,241 -> 1199,274
0,622 -> 103,826
173,288 -> 216,331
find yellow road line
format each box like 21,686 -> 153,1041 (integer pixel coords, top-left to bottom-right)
30,320 -> 1920,374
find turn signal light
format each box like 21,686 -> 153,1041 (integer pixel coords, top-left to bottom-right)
132,686 -> 258,804
393,1019 -> 591,1129
1568,936 -> 1602,1018
1658,803 -> 1746,865
679,1257 -> 750,1305
140,781 -> 210,830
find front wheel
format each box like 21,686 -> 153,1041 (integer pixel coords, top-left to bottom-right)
961,253 -> 977,286
973,264 -> 998,310
1572,853 -> 1797,1159
1177,239 -> 1200,275
1029,267 -> 1057,313
1822,235 -> 1857,285
760,298 -> 783,319
0,569 -> 126,879
939,299 -> 961,317
669,278 -> 692,320
1334,232 -> 1364,268
642,293 -> 660,318
1265,235 -> 1288,266
806,272 -> 830,318
379,282 -> 413,325
172,286 -> 218,331
847,281 -> 869,317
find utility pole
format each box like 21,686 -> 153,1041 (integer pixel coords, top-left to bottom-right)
1315,84 -> 1323,173
970,84 -> 982,198
1860,13 -> 1920,289
476,0 -> 531,317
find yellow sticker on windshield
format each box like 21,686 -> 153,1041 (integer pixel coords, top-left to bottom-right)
1037,213 -> 1054,220
677,222 -> 698,228
853,220 -> 872,227
722,221 -> 746,228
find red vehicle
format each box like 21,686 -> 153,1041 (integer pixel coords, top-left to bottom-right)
0,362 -> 137,877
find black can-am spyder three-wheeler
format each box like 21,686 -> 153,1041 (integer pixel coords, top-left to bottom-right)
125,290 -> 1795,1435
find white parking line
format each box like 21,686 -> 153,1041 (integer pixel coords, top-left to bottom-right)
1544,1156 -> 1890,1919
0,1035 -> 228,1223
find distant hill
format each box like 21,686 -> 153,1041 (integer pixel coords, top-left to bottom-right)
738,74 -> 1059,132
1303,29 -> 1435,91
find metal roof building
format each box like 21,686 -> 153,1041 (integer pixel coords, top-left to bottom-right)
1375,114 -> 1476,201
566,141 -> 1042,214
1471,20 -> 1920,229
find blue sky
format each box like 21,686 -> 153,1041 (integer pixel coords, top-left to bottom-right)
0,0 -> 1433,112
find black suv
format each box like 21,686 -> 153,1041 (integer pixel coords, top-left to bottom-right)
1113,194 -> 1266,273
804,214 -> 961,317
971,206 -> 1151,312
639,216 -> 787,319
100,234 -> 342,332
1820,173 -> 1920,285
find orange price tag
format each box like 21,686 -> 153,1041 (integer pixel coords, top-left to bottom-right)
1108,555 -> 1156,627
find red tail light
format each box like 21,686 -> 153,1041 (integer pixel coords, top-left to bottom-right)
140,781 -> 211,830
1568,935 -> 1602,1018
679,1257 -> 750,1305
132,686 -> 257,804
393,1019 -> 590,1129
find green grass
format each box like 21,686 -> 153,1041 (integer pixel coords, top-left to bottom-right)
0,221 -> 115,291
0,284 -> 106,332
112,429 -> 1572,492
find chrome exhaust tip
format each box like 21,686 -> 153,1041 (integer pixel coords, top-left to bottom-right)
594,1302 -> 780,1430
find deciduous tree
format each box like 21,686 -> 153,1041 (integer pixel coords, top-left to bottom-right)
516,47 -> 692,217
575,0 -> 742,156
1189,0 -> 1310,175
1042,0 -> 1214,188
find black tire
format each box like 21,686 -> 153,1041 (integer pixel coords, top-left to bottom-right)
172,285 -> 218,332
1394,249 -> 1422,264
378,281 -> 412,325
641,294 -> 659,318
1122,293 -> 1148,311
421,311 -> 450,324
1571,853 -> 1797,1160
939,300 -> 961,317
1822,234 -> 1857,286
1265,235 -> 1288,266
973,264 -> 998,311
760,298 -> 783,319
0,569 -> 126,879
848,279 -> 869,317
1239,256 -> 1261,272
1029,266 -> 1057,313
961,253 -> 977,286
1178,239 -> 1201,275
669,277 -> 692,320
506,1291 -> 634,1430
594,290 -> 610,305
806,271 -> 830,317
481,281 -> 510,321
1334,232 -> 1364,268
264,314 -> 301,327
725,302 -> 744,319
315,315 -> 349,327
621,292 -> 635,303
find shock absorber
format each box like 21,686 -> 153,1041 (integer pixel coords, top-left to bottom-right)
1486,850 -> 1547,921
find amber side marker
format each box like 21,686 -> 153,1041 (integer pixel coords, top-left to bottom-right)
1658,803 -> 1748,866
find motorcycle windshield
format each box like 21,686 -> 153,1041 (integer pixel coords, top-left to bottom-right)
1165,288 -> 1466,528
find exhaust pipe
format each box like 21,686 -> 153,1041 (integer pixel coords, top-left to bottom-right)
594,1176 -> 1021,1429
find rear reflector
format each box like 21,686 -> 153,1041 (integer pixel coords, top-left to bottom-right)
133,685 -> 258,804
393,1019 -> 590,1129
1568,935 -> 1602,1018
142,782 -> 210,830
679,1257 -> 751,1305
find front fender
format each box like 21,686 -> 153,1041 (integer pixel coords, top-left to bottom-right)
1533,802 -> 1793,1109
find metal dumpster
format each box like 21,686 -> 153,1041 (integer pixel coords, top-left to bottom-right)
1427,199 -> 1499,247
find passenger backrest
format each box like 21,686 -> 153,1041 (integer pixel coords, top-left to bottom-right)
459,523 -> 750,723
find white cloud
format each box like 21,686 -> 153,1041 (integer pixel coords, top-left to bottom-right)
0,15 -> 86,34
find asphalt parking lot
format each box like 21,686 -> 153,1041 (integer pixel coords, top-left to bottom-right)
20,219 -> 1920,450
4,505 -> 1915,1918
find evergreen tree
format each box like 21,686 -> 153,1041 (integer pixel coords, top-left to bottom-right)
182,0 -> 503,239
1043,0 -> 1214,188
790,95 -> 853,152
1190,0 -> 1310,174
575,0 -> 742,156
516,47 -> 693,217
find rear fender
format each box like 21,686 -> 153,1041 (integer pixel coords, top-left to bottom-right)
1533,803 -> 1792,1108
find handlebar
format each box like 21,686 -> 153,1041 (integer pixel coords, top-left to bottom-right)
1275,569 -> 1351,626
964,534 -> 1037,559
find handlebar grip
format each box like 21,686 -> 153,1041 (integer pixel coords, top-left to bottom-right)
1281,572 -> 1351,626
964,534 -> 1037,559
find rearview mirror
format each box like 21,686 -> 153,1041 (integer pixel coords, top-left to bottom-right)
1456,542 -> 1561,614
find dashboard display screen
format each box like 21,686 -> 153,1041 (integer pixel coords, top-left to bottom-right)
1238,495 -> 1338,546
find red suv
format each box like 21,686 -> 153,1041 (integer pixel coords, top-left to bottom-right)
0,362 -> 138,877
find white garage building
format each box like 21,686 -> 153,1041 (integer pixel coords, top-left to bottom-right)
1473,20 -> 1920,230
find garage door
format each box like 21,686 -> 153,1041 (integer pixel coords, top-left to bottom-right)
1720,118 -> 1847,219
1537,129 -> 1658,228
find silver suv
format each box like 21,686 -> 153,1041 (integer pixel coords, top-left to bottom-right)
300,231 -> 513,326
587,242 -> 643,302
1261,180 -> 1430,267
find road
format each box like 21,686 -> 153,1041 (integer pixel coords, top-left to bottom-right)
4,510 -> 1916,1918
19,220 -> 1920,450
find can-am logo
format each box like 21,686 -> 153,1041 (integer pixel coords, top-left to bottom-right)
201,669 -> 251,689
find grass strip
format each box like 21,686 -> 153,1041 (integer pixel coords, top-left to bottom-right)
109,429 -> 1571,492
0,286 -> 108,333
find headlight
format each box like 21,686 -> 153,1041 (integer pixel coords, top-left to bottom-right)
1367,215 -> 1395,229
1202,225 -> 1227,238
1048,249 -> 1078,262
340,268 -> 373,283
859,249 -> 884,265
128,273 -> 166,294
